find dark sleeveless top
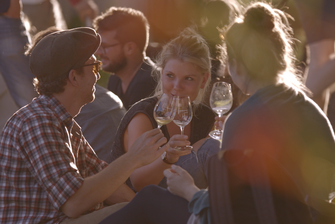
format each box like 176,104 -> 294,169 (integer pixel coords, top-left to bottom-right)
110,96 -> 216,189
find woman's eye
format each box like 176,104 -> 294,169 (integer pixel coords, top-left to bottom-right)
166,73 -> 174,78
185,77 -> 194,81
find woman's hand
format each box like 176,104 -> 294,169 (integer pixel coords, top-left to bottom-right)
163,165 -> 200,201
165,135 -> 192,163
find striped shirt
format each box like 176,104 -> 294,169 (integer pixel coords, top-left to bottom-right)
0,95 -> 108,223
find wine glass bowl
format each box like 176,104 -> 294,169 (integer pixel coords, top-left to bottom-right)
209,82 -> 233,140
154,93 -> 177,129
173,96 -> 193,151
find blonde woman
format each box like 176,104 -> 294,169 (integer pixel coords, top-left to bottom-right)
110,28 -> 220,192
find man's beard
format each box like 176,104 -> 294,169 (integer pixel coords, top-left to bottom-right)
103,54 -> 127,74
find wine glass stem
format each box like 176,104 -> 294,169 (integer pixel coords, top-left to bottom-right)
158,124 -> 162,129
180,126 -> 185,135
215,113 -> 222,131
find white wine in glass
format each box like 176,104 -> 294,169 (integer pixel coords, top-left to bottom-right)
154,93 -> 177,128
209,82 -> 233,140
173,96 -> 193,151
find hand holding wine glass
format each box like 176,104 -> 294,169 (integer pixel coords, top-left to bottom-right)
209,82 -> 233,140
173,96 -> 193,151
154,93 -> 177,129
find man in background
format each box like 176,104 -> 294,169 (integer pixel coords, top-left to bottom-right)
94,7 -> 157,110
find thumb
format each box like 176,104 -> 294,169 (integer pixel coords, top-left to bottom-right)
170,165 -> 185,175
163,168 -> 175,178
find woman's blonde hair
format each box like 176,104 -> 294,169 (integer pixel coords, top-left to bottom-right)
153,27 -> 212,109
224,1 -> 308,93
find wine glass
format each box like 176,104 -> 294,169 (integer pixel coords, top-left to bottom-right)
173,96 -> 193,151
153,93 -> 177,129
209,82 -> 233,140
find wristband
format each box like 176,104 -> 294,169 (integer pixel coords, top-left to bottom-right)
161,151 -> 175,165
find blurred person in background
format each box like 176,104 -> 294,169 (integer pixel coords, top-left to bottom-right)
293,0 -> 335,115
93,7 -> 157,110
198,0 -> 247,109
0,74 -> 19,129
22,0 -> 99,34
0,0 -> 38,129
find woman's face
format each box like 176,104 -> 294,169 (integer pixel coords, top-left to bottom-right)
161,59 -> 208,102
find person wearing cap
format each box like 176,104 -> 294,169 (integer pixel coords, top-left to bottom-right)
0,27 -> 169,224
25,26 -> 127,163
93,7 -> 157,110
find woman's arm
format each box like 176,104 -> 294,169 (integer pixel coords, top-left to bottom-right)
125,113 -> 190,191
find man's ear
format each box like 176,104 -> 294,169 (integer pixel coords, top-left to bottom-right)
123,42 -> 137,56
68,69 -> 79,87
201,72 -> 209,89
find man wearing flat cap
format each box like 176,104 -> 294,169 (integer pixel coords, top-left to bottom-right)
0,27 -> 169,224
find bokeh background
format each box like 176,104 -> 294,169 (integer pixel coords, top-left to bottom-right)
53,0 -> 308,88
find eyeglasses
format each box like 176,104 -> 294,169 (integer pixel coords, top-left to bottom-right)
82,61 -> 102,75
100,43 -> 121,54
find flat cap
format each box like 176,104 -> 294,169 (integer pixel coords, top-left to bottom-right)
29,27 -> 101,79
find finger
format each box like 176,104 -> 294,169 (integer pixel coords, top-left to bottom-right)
163,168 -> 174,178
169,141 -> 191,148
169,139 -> 189,146
170,134 -> 188,140
150,130 -> 166,143
159,143 -> 170,152
170,165 -> 186,175
141,130 -> 164,146
154,136 -> 167,149
144,128 -> 162,138
178,150 -> 192,156
168,149 -> 191,157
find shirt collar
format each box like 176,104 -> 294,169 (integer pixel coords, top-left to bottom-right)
40,95 -> 73,129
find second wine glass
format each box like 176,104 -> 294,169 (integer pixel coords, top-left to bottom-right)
153,93 -> 177,129
209,82 -> 233,140
173,96 -> 193,151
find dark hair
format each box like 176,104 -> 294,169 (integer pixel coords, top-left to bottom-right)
93,7 -> 149,55
199,0 -> 241,58
26,27 -> 84,95
224,2 -> 306,92
202,0 -> 240,28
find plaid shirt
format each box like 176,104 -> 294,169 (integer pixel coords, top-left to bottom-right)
0,95 -> 108,224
